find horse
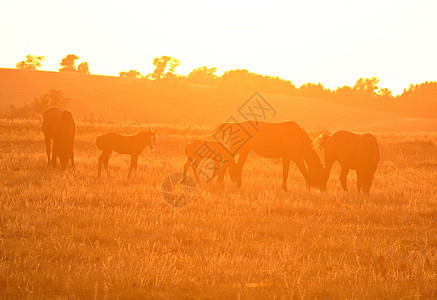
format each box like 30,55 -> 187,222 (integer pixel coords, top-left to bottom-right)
96,130 -> 156,176
181,140 -> 237,184
42,106 -> 75,170
215,121 -> 324,191
313,130 -> 380,193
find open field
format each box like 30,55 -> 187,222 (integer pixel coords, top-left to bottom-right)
1,119 -> 437,298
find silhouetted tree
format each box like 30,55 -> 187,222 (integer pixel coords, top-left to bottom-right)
333,77 -> 397,110
15,55 -> 45,70
31,89 -> 71,113
187,66 -> 217,84
167,58 -> 181,74
77,62 -> 90,74
219,69 -> 298,95
150,56 -> 180,80
399,81 -> 437,102
334,85 -> 354,104
59,54 -> 79,72
378,88 -> 392,98
299,83 -> 332,100
59,54 -> 90,74
119,69 -> 143,79
353,77 -> 379,97
397,81 -> 437,117
220,69 -> 254,89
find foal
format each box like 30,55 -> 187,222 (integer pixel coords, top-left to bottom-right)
182,140 -> 237,184
96,130 -> 156,176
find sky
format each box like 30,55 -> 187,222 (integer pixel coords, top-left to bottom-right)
1,0 -> 436,95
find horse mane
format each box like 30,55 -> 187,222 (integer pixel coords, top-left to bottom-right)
212,122 -> 232,141
313,134 -> 330,152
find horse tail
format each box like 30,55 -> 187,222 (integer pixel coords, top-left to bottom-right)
313,134 -> 330,152
373,141 -> 380,163
366,134 -> 380,166
60,110 -> 75,136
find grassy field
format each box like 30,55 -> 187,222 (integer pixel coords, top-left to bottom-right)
1,118 -> 437,298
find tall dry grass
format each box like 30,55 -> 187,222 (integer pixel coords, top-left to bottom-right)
0,119 -> 436,298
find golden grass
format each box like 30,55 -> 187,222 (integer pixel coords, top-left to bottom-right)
1,119 -> 437,298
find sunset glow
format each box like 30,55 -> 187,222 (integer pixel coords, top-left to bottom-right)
1,0 -> 436,94
1,1 -> 437,298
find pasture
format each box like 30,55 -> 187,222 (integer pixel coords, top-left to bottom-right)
1,118 -> 437,298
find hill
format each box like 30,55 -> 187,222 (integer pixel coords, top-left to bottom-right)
1,68 -> 436,132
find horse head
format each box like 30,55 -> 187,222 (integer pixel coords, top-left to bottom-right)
307,167 -> 325,191
318,169 -> 329,192
306,150 -> 326,191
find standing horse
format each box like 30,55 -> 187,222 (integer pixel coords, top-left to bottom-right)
314,130 -> 380,193
96,130 -> 156,176
181,140 -> 237,184
215,121 -> 324,191
42,106 -> 75,170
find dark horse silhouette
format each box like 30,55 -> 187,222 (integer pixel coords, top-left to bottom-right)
314,130 -> 380,193
42,106 -> 75,170
215,121 -> 324,191
182,140 -> 237,184
96,130 -> 156,176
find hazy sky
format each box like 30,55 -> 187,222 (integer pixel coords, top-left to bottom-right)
1,0 -> 436,94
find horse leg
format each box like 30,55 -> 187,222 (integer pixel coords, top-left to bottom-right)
356,169 -> 363,194
104,152 -> 111,175
218,161 -> 229,184
340,167 -> 349,191
180,158 -> 193,184
190,160 -> 201,184
70,150 -> 75,168
45,137 -> 51,166
98,151 -> 111,176
70,141 -> 75,168
236,152 -> 249,187
98,154 -> 102,177
323,158 -> 335,191
205,160 -> 221,184
282,158 -> 291,191
211,161 -> 223,184
129,155 -> 138,177
133,155 -> 138,171
294,157 -> 309,189
51,143 -> 58,168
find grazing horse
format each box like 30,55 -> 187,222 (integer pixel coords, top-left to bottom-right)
181,140 -> 237,184
314,130 -> 380,193
42,106 -> 75,170
215,121 -> 324,191
96,130 -> 156,176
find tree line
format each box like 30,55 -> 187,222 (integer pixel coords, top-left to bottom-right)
16,54 -> 89,74
118,56 -> 437,118
15,54 -> 437,118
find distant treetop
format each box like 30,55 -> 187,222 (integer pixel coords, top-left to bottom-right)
119,69 -> 143,79
59,54 -> 90,74
15,55 -> 45,70
149,56 -> 180,80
